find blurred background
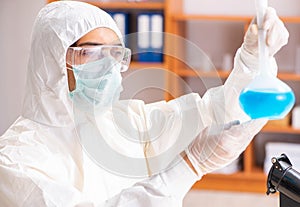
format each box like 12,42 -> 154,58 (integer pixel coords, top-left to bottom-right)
1,0 -> 300,206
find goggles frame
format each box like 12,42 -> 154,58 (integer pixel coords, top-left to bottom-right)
66,45 -> 131,72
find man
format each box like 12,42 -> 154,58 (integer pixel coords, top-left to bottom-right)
0,1 -> 288,206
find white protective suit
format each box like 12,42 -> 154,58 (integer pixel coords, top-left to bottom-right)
0,1 -> 283,207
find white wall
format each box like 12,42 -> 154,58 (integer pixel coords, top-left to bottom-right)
184,0 -> 300,16
0,0 -> 45,134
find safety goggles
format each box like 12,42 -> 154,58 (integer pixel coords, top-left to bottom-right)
67,45 -> 131,72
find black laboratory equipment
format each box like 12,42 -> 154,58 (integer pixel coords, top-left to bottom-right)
266,153 -> 300,207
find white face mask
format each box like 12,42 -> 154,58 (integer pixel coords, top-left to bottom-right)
69,57 -> 123,113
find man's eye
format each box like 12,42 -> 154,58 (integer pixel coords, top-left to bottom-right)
112,50 -> 122,57
81,50 -> 93,56
111,48 -> 123,58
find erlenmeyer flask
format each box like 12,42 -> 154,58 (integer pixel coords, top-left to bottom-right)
239,0 -> 295,120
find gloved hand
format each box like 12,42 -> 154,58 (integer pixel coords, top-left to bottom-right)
185,119 -> 267,176
241,7 -> 289,69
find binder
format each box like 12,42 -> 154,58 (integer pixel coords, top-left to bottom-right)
137,13 -> 164,62
108,12 -> 129,47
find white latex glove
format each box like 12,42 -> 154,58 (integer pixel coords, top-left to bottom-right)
185,119 -> 267,176
241,7 -> 289,69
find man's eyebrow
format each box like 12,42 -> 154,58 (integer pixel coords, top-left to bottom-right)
77,42 -> 122,47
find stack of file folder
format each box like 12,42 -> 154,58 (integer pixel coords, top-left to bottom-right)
137,12 -> 164,62
108,11 -> 129,46
108,11 -> 164,62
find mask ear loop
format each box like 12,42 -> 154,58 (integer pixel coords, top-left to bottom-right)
66,47 -> 78,93
66,47 -> 75,70
66,65 -> 73,71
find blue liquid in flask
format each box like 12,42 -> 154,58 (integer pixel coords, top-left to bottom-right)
239,89 -> 295,120
240,0 -> 296,120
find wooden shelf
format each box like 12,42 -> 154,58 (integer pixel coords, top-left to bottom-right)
48,0 -> 165,9
262,125 -> 300,134
129,61 -> 166,70
176,69 -> 300,80
172,14 -> 300,24
176,69 -> 230,79
277,72 -> 300,81
135,0 -> 300,194
173,14 -> 252,22
80,1 -> 165,10
171,6 -> 300,192
281,16 -> 300,23
193,171 -> 267,193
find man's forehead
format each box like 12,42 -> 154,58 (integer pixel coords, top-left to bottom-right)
76,27 -> 122,46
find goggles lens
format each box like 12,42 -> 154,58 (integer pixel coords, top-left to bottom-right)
67,45 -> 131,72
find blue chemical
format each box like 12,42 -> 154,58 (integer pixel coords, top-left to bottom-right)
239,89 -> 295,120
